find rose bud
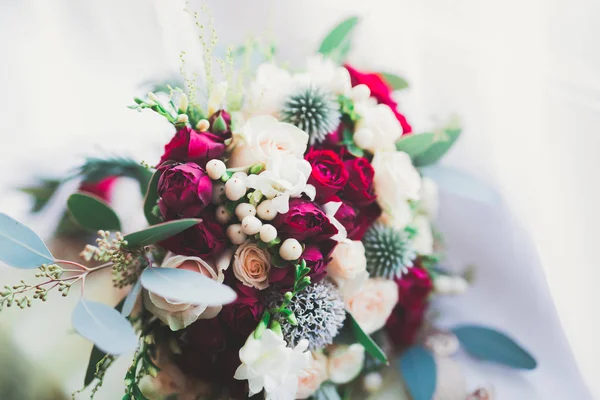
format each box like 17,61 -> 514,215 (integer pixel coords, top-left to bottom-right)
159,126 -> 227,166
208,109 -> 232,140
305,148 -> 349,202
273,198 -> 338,242
157,162 -> 212,220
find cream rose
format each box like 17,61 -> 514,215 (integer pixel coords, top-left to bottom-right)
419,176 -> 439,218
233,241 -> 272,290
327,344 -> 366,384
344,278 -> 399,334
296,352 -> 329,399
412,215 -> 434,255
353,102 -> 403,153
328,241 -> 368,284
372,151 -> 421,230
144,254 -> 228,331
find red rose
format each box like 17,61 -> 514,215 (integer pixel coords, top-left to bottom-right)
79,176 -> 118,203
341,158 -> 377,207
334,201 -> 381,241
220,278 -> 264,340
344,64 -> 412,134
159,209 -> 226,259
157,162 -> 212,220
385,266 -> 432,349
159,126 -> 227,166
273,198 -> 338,242
305,148 -> 349,202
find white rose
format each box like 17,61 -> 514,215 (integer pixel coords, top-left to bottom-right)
419,176 -> 440,218
328,241 -> 368,284
302,54 -> 352,95
327,344 -> 366,384
144,253 -> 229,331
229,115 -> 309,169
245,63 -> 293,117
372,150 -> 421,229
353,103 -> 403,153
345,278 -> 399,334
296,352 -> 329,399
412,215 -> 434,255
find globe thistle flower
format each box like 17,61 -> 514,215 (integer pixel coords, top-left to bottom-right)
362,224 -> 416,279
280,86 -> 341,145
267,280 -> 346,350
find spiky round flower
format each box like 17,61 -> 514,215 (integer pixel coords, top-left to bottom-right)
267,280 -> 346,350
362,224 -> 416,279
280,86 -> 341,144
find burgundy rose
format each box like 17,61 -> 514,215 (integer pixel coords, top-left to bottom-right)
305,148 -> 349,202
273,198 -> 338,242
341,158 -> 377,207
220,279 -> 264,341
157,162 -> 212,220
385,266 -> 432,349
269,244 -> 333,289
344,64 -> 412,134
79,176 -> 117,203
159,210 -> 226,258
333,200 -> 381,241
159,126 -> 227,166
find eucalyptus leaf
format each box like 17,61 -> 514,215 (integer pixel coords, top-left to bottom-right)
398,346 -> 437,400
19,178 -> 62,213
67,193 -> 121,232
140,267 -> 237,306
72,300 -> 138,355
123,218 -> 201,248
0,213 -> 54,269
412,128 -> 462,167
143,169 -> 162,226
313,382 -> 342,400
121,279 -> 143,318
379,72 -> 409,90
453,325 -> 537,370
420,166 -> 498,205
395,132 -> 436,158
347,313 -> 388,364
84,298 -> 126,386
318,16 -> 359,63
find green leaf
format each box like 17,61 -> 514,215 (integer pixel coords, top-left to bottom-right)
395,132 -> 436,158
379,72 -> 409,90
123,219 -> 202,248
67,193 -> 121,232
398,346 -> 437,400
318,16 -> 359,63
347,313 -> 388,364
143,170 -> 162,225
453,325 -> 537,369
84,298 -> 125,386
19,178 -> 62,213
0,213 -> 54,269
412,128 -> 462,167
77,156 -> 152,196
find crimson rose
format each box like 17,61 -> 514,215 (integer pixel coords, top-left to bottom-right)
220,278 -> 264,340
305,148 -> 349,202
157,162 -> 212,220
341,158 -> 377,207
159,126 -> 227,166
273,198 -> 338,242
159,210 -> 226,259
334,200 -> 381,241
344,64 -> 412,134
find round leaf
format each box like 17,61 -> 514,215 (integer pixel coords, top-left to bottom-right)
123,218 -> 201,248
121,279 -> 143,317
0,213 -> 54,269
379,72 -> 409,90
67,193 -> 121,232
395,132 -> 436,158
72,300 -> 138,355
141,267 -> 236,307
399,346 -> 437,400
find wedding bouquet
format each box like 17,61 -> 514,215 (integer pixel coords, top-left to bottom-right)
0,16 -> 536,400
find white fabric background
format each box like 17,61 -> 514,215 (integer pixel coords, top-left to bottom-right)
0,0 -> 596,398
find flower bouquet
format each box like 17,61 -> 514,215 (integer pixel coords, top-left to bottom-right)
0,16 -> 536,400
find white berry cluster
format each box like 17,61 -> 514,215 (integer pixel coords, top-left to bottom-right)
205,159 -> 304,262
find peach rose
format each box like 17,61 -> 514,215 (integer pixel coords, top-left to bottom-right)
144,253 -> 229,331
328,240 -> 368,283
233,241 -> 272,290
296,352 -> 329,399
344,278 -> 399,334
327,344 -> 365,384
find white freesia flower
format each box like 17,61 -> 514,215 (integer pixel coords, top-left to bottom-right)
327,344 -> 366,384
353,102 -> 404,153
234,329 -> 310,400
245,63 -> 293,117
301,54 -> 352,95
372,150 -> 421,230
322,201 -> 347,242
207,81 -> 228,116
412,215 -> 434,255
144,253 -> 230,331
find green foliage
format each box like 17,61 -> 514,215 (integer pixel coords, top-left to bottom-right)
143,170 -> 162,226
77,156 -> 153,196
318,16 -> 360,64
67,193 -> 121,232
123,218 -> 202,248
395,119 -> 462,167
347,313 -> 388,364
379,72 -> 409,90
362,224 -> 416,279
19,178 -> 61,213
123,334 -> 159,400
398,346 -> 437,400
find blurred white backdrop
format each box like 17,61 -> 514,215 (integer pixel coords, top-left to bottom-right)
0,0 -> 597,398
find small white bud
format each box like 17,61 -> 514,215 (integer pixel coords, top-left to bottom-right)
279,238 -> 302,261
226,224 -> 247,245
212,182 -> 225,204
196,119 -> 210,132
206,159 -> 227,180
363,372 -> 383,393
176,114 -> 189,124
178,93 -> 188,113
232,171 -> 248,180
256,199 -> 277,221
241,215 -> 262,235
353,128 -> 373,150
259,224 -> 277,243
434,275 -> 454,295
215,205 -> 232,224
235,203 -> 256,220
147,91 -> 159,103
225,177 -> 246,201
